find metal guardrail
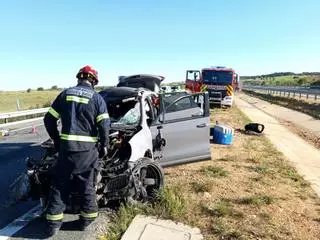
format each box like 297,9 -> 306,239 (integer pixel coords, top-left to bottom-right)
242,85 -> 320,100
0,108 -> 49,123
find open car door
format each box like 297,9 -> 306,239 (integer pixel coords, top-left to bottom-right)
151,91 -> 211,167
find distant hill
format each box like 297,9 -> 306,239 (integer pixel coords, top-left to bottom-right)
241,72 -> 320,80
241,72 -> 320,86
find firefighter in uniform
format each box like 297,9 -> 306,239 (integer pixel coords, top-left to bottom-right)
43,65 -> 110,236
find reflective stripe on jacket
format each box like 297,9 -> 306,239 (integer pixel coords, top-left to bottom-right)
44,82 -> 110,151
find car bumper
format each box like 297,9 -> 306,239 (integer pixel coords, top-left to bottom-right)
209,96 -> 233,106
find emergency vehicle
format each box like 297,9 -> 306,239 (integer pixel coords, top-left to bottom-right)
185,66 -> 240,107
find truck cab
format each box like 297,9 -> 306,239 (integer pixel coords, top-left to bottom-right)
185,67 -> 237,107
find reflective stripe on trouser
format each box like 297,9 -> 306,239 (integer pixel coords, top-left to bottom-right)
46,213 -> 63,221
45,151 -> 98,227
60,134 -> 98,142
80,211 -> 98,219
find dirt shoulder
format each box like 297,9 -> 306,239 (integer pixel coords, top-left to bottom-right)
242,89 -> 320,120
239,93 -> 320,150
101,106 -> 320,240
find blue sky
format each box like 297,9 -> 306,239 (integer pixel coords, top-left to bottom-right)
1,0 -> 319,90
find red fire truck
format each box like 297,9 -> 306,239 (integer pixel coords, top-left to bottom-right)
185,66 -> 240,107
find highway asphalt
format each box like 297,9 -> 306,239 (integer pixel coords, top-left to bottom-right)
0,124 -> 48,229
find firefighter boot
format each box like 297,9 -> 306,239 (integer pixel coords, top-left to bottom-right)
79,217 -> 95,231
46,220 -> 62,237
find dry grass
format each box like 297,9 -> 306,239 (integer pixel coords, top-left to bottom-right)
101,105 -> 320,240
279,119 -> 320,150
162,106 -> 320,240
0,90 -> 60,112
243,89 -> 320,119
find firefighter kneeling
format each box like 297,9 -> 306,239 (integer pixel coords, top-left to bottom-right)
43,65 -> 110,237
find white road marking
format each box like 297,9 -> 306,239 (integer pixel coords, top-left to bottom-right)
9,123 -> 44,133
0,205 -> 42,240
0,117 -> 44,129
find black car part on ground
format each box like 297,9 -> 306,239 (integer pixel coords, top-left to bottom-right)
244,123 -> 265,134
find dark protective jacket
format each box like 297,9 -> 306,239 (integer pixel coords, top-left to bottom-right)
44,82 -> 110,152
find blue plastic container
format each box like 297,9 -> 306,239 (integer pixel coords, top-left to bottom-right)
210,124 -> 234,145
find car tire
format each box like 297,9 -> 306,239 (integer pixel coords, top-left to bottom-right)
132,157 -> 165,202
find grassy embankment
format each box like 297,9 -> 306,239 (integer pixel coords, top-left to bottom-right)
99,106 -> 320,240
242,74 -> 320,87
0,90 -> 60,124
0,90 -> 60,112
242,90 -> 320,120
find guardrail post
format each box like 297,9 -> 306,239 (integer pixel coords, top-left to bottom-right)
299,92 -> 302,98
307,94 -> 309,99
293,92 -> 295,97
315,94 -> 317,100
288,92 -> 290,97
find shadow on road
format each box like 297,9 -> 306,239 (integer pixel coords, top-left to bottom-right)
11,216 -> 87,239
0,141 -> 45,229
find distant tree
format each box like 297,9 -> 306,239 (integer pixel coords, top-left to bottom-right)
27,88 -> 31,93
51,85 -> 58,90
37,87 -> 44,91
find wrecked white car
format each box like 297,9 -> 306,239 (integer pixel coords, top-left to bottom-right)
11,76 -> 211,212
106,73 -> 212,166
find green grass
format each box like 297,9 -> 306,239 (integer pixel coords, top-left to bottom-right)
190,181 -> 212,193
201,166 -> 229,178
242,74 -> 320,87
201,199 -> 244,218
211,219 -> 228,234
210,219 -> 243,239
236,195 -> 275,206
217,155 -> 238,162
282,168 -> 311,188
101,186 -> 187,240
0,90 -> 60,112
249,164 -> 272,174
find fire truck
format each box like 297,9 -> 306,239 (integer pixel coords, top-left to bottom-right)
185,66 -> 240,107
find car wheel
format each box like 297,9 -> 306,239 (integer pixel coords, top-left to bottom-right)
132,157 -> 164,202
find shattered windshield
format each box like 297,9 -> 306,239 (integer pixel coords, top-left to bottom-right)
105,98 -> 141,127
116,101 -> 141,126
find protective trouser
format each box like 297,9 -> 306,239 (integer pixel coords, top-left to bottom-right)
45,150 -> 98,228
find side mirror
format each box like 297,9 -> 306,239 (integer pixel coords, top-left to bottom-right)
157,125 -> 163,130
